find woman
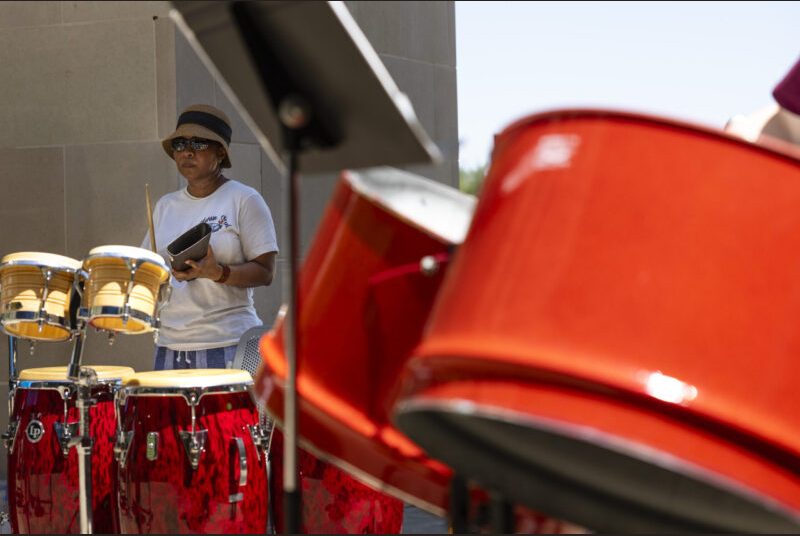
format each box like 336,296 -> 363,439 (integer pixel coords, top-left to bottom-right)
143,104 -> 278,370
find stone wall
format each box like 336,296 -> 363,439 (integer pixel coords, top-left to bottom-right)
0,0 -> 457,480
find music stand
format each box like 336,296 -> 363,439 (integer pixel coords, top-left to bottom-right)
169,1 -> 440,531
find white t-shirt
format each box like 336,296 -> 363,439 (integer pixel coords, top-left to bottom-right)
142,179 -> 279,350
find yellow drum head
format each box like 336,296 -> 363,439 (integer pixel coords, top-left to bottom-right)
124,369 -> 253,388
18,365 -> 136,382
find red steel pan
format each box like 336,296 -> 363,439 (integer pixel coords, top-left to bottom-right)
392,109 -> 800,532
256,167 -> 582,533
256,168 -> 474,517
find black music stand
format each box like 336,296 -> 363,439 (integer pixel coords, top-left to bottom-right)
169,1 -> 440,531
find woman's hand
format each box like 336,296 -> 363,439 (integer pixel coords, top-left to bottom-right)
171,244 -> 223,282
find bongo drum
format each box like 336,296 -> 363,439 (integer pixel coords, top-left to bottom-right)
7,365 -> 134,534
393,109 -> 800,532
79,245 -> 169,334
115,369 -> 268,534
0,252 -> 82,341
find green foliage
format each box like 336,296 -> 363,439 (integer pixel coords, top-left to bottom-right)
459,163 -> 487,195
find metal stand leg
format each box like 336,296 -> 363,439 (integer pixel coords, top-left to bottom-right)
74,367 -> 97,534
7,336 -> 17,419
450,473 -> 469,533
1,337 -> 19,528
489,491 -> 514,534
67,308 -> 95,534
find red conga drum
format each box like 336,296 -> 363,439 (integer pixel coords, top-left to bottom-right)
393,109 -> 800,532
7,365 -> 133,534
115,369 -> 268,534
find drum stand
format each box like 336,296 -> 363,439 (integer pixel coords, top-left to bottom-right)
4,336 -> 18,446
450,476 -> 515,533
0,337 -> 19,528
66,314 -> 97,534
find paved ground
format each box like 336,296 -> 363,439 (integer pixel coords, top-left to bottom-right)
401,503 -> 449,534
0,481 -> 8,533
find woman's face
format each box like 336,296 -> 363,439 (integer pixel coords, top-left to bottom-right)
172,138 -> 226,182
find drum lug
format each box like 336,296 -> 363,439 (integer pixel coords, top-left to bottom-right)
179,429 -> 207,470
37,268 -> 53,333
146,432 -> 159,461
53,421 -> 80,456
114,430 -> 134,468
121,303 -> 131,328
248,424 -> 271,461
2,419 -> 19,453
155,284 -> 172,329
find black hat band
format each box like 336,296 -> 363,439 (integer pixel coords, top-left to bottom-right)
177,111 -> 232,144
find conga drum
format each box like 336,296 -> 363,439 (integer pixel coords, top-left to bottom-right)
0,252 -> 82,341
115,369 -> 268,534
79,245 -> 170,334
393,109 -> 800,532
7,365 -> 134,534
257,167 -> 571,532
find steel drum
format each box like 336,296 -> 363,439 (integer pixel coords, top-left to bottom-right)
393,109 -> 800,532
255,167 -> 580,532
256,168 -> 472,521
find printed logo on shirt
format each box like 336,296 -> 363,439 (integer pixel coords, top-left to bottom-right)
201,215 -> 231,232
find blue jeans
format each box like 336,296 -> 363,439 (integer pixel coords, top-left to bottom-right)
153,345 -> 237,370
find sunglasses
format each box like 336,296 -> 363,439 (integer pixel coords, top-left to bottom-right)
171,137 -> 213,152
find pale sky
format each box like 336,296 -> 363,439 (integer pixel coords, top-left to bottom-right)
456,1 -> 800,168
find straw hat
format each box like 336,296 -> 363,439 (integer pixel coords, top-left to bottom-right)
162,104 -> 233,168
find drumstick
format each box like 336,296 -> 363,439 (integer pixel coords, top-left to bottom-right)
145,183 -> 157,252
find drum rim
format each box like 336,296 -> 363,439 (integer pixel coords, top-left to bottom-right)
0,254 -> 82,273
395,396 -> 800,531
123,368 -> 254,386
344,168 -> 476,246
15,378 -> 126,390
497,107 -> 800,166
1,311 -> 72,340
16,365 -> 136,383
83,246 -> 169,275
118,382 -> 253,402
79,306 -> 157,332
